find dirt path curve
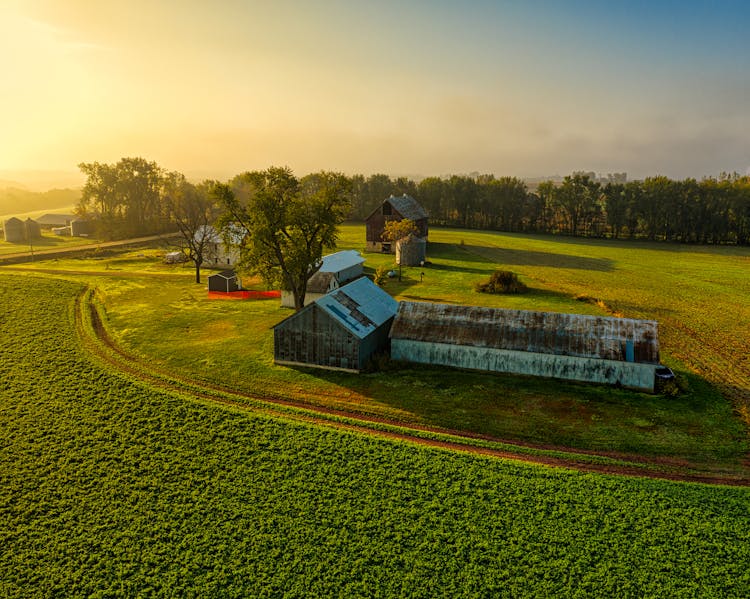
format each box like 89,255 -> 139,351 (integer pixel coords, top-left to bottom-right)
76,288 -> 750,487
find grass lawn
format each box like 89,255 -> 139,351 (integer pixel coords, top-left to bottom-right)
8,225 -> 748,476
0,231 -> 99,256
1,275 -> 749,597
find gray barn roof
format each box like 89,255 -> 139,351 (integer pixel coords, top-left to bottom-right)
386,195 -> 428,221
390,302 -> 660,364
316,277 -> 398,339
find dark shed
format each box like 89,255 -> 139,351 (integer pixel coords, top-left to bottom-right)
208,270 -> 241,293
365,195 -> 428,252
274,277 -> 398,372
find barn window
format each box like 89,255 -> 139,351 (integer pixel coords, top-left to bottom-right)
382,203 -> 392,215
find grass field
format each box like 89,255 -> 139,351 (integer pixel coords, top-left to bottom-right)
5,225 -> 749,477
0,231 -> 98,256
1,276 -> 749,596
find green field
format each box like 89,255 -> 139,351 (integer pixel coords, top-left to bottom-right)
1,276 -> 749,597
5,225 -> 749,479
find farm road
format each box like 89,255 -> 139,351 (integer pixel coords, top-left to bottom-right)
77,289 -> 750,487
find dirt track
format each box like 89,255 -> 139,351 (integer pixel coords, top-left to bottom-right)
74,289 -> 750,487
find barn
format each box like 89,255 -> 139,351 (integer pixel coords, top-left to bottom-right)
274,277 -> 398,372
389,302 -> 662,392
2,217 -> 25,242
280,271 -> 337,308
365,195 -> 428,252
207,270 -> 241,293
280,250 -> 365,308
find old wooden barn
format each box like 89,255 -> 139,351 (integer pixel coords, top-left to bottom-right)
274,277 -> 398,372
365,194 -> 428,252
390,302 -> 662,392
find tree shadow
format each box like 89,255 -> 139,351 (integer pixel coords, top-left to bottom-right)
464,245 -> 615,272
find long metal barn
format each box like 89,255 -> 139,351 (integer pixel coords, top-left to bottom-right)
389,302 -> 661,392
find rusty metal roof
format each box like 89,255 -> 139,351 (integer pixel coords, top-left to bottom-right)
390,302 -> 660,364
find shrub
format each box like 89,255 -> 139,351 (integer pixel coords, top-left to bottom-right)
475,270 -> 527,294
373,265 -> 388,287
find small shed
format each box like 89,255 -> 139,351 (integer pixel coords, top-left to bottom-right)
395,234 -> 427,266
70,218 -> 93,237
320,250 -> 365,284
207,270 -> 241,293
390,303 -> 662,392
365,195 -> 428,252
274,277 -> 398,372
280,271 -> 338,308
2,217 -> 25,242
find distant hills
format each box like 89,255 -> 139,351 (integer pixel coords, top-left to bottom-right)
0,187 -> 81,219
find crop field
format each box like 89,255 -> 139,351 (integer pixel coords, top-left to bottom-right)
1,275 -> 749,596
4,225 -> 749,479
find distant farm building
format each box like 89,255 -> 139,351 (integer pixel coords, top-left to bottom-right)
36,214 -> 76,228
207,270 -> 241,293
195,225 -> 242,267
366,195 -> 428,252
395,234 -> 427,266
70,218 -> 93,237
280,250 -> 366,308
389,303 -> 661,392
2,217 -> 25,242
2,217 -> 41,243
274,277 -> 398,372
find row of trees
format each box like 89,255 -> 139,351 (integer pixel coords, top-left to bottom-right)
348,172 -> 750,245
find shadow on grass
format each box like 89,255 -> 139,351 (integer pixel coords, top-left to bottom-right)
465,245 -> 615,272
290,361 -> 748,468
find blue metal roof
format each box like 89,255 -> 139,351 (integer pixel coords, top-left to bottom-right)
319,250 -> 365,275
315,277 -> 398,339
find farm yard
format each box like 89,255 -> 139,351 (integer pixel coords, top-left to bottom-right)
2,225 -> 750,595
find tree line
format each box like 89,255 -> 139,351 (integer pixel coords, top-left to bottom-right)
78,158 -> 750,247
349,172 -> 750,245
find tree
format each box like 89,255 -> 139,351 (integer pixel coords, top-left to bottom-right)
382,218 -> 419,243
163,173 -> 218,284
215,167 -> 351,310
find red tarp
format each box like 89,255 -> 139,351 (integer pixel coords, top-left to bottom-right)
208,290 -> 281,300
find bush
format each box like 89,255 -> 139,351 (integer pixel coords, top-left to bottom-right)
373,265 -> 388,287
475,270 -> 527,294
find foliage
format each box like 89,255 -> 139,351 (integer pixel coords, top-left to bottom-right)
475,269 -> 527,294
162,173 -> 218,283
215,167 -> 351,310
1,274 -> 749,597
78,157 -> 170,239
382,218 -> 419,242
373,264 -> 389,286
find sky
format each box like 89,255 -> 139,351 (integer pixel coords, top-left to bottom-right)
1,0 -> 749,187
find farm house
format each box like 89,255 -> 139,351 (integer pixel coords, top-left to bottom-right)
195,225 -> 242,267
365,195 -> 428,252
274,277 -> 398,372
207,270 -> 241,293
280,250 -> 365,308
389,303 -> 662,392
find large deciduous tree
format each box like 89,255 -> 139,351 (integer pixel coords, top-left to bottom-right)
163,173 -> 217,284
215,166 -> 351,310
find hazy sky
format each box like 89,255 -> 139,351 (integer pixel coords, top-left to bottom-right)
1,0 -> 749,185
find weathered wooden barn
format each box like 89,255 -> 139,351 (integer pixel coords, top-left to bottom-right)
390,302 -> 662,392
207,270 -> 241,293
274,277 -> 398,372
365,195 -> 428,252
70,218 -> 93,237
280,250 -> 366,308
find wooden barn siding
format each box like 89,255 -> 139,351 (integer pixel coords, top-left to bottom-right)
274,306 -> 361,371
391,339 -> 657,392
366,210 -> 428,246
